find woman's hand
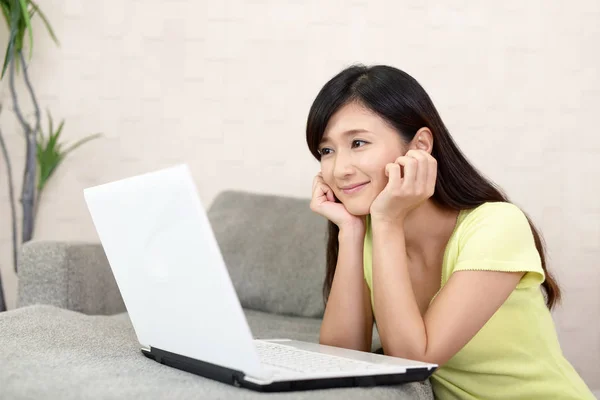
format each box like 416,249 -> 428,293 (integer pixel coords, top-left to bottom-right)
370,150 -> 437,223
310,172 -> 365,232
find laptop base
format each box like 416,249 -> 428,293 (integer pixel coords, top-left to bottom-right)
141,346 -> 436,392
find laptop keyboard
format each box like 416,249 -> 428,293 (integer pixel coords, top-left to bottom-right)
255,341 -> 393,375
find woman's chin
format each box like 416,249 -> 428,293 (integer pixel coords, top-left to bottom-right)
344,203 -> 371,217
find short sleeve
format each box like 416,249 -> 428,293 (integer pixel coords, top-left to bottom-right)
453,202 -> 545,289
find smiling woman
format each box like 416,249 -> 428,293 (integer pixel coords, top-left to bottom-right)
305,64 -> 595,400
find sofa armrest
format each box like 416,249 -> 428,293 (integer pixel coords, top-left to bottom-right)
16,240 -> 125,315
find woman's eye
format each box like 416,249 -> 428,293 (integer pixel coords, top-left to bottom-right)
319,140 -> 366,156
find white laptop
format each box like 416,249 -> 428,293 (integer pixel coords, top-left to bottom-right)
82,164 -> 437,392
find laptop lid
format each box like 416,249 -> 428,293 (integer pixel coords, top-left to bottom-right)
83,164 -> 263,378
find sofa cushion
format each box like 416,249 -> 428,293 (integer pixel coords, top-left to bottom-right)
207,190 -> 328,318
17,240 -> 126,315
0,305 -> 433,399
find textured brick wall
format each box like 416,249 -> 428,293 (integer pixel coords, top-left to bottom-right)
0,0 -> 598,391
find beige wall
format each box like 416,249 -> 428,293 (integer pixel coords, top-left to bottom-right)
0,0 -> 598,391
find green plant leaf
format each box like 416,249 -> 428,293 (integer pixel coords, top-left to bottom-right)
48,119 -> 64,151
35,110 -> 103,192
14,20 -> 23,54
1,1 -> 20,78
36,134 -> 63,192
37,152 -> 63,191
29,0 -> 58,45
1,0 -> 59,78
1,41 -> 12,78
63,133 -> 102,155
37,130 -> 45,149
46,108 -> 53,141
1,1 -> 10,28
17,0 -> 32,59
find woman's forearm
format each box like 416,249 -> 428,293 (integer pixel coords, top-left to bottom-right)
319,228 -> 373,352
371,219 -> 427,359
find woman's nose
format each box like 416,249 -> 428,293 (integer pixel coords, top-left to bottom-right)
333,153 -> 355,179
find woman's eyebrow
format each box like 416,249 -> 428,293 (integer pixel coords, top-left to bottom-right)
320,129 -> 371,145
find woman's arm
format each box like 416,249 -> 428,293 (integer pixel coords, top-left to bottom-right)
371,219 -> 522,366
319,227 -> 374,352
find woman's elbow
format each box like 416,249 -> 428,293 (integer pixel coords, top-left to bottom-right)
384,346 -> 445,366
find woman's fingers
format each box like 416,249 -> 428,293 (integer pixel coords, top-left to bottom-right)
313,173 -> 325,194
394,156 -> 417,188
385,163 -> 402,191
313,173 -> 336,203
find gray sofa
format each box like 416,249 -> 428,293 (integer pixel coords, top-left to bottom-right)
0,190 -> 434,399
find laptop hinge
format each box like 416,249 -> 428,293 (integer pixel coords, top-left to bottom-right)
143,346 -> 250,387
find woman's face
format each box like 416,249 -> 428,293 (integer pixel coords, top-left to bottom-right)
318,101 -> 407,216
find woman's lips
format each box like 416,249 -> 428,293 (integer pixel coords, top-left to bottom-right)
342,182 -> 369,195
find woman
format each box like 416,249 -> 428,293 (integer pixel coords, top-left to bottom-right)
306,64 -> 594,399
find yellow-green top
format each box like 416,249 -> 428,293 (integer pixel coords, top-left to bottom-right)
363,202 -> 594,400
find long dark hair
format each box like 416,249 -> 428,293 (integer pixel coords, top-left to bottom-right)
305,64 -> 561,310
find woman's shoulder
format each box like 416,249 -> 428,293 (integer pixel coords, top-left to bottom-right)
446,201 -> 544,286
453,201 -> 535,252
464,201 -> 525,216
459,201 -> 529,229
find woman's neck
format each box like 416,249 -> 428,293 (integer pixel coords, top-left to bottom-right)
402,199 -> 460,259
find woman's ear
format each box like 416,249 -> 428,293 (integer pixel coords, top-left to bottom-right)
411,128 -> 434,154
